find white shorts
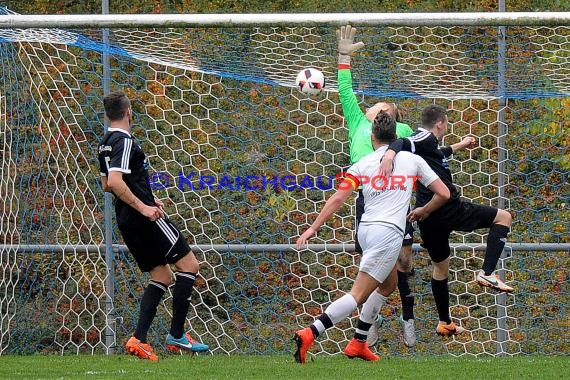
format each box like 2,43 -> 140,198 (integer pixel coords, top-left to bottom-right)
357,223 -> 403,283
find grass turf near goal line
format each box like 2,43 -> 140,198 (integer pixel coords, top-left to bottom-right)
0,354 -> 567,380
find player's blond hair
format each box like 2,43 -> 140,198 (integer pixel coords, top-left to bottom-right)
365,102 -> 403,123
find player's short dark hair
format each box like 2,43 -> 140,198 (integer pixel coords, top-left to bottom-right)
103,91 -> 131,122
421,104 -> 447,129
372,110 -> 396,142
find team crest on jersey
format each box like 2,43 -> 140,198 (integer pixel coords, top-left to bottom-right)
143,155 -> 150,170
442,156 -> 450,169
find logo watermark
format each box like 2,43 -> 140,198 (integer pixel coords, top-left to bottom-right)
148,171 -> 422,192
148,172 -> 335,191
335,172 -> 422,191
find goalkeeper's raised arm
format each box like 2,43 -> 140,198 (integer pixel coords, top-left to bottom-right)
337,25 -> 413,165
337,24 -> 369,165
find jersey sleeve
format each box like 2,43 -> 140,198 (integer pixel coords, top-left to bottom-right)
97,142 -> 108,177
98,154 -> 107,177
341,162 -> 362,190
108,136 -> 133,174
439,145 -> 453,158
415,156 -> 440,188
405,129 -> 434,154
387,137 -> 413,154
346,161 -> 360,178
338,68 -> 368,142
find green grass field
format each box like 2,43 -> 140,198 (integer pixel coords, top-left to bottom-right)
0,354 -> 568,380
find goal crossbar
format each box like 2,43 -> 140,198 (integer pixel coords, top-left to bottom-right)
1,12 -> 570,29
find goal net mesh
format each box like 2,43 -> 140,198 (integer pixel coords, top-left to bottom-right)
1,7 -> 568,356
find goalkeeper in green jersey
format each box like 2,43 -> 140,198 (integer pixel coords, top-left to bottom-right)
337,24 -> 417,348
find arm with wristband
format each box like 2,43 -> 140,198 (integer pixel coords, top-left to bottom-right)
337,25 -> 372,165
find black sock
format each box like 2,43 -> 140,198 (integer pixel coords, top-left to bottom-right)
310,313 -> 333,338
169,272 -> 196,339
431,277 -> 450,324
482,224 -> 510,275
353,319 -> 373,342
398,269 -> 415,321
134,280 -> 167,343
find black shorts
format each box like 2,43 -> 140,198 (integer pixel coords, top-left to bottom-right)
354,190 -> 414,254
117,211 -> 190,272
402,221 -> 414,247
418,200 -> 498,263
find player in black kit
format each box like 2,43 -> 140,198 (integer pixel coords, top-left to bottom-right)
379,104 -> 514,338
98,91 -> 208,361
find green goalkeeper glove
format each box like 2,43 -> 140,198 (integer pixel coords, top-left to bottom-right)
337,24 -> 365,66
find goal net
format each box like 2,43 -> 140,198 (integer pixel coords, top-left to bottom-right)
0,8 -> 568,357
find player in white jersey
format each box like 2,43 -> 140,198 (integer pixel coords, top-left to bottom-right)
293,111 -> 451,364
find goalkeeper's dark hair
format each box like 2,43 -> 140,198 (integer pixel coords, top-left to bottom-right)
372,110 -> 397,143
421,104 -> 447,129
104,91 -> 131,122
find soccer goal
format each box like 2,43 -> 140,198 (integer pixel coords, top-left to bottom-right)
0,9 -> 569,357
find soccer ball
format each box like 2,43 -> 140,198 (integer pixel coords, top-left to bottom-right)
295,68 -> 325,95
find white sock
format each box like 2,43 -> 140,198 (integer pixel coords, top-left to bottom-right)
360,291 -> 387,324
323,294 -> 358,325
313,319 -> 326,335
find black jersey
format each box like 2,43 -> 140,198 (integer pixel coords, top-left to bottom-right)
389,127 -> 460,212
98,128 -> 154,218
